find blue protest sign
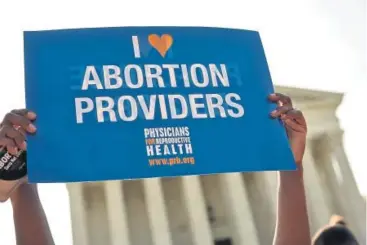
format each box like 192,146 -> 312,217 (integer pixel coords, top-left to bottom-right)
24,26 -> 296,183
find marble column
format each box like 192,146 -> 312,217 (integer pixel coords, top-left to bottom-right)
181,176 -> 213,245
220,173 -> 260,245
264,171 -> 278,244
104,181 -> 131,245
248,172 -> 277,245
67,183 -> 89,245
263,172 -> 278,214
143,178 -> 173,245
302,140 -> 332,233
313,134 -> 353,214
326,131 -> 366,244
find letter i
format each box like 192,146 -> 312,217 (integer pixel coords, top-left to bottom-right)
132,36 -> 141,58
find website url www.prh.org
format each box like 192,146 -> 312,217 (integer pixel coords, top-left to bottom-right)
149,156 -> 195,166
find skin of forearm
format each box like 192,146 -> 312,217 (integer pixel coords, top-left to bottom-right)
273,166 -> 311,245
10,184 -> 55,245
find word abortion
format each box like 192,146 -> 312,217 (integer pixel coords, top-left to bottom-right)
75,63 -> 245,123
81,63 -> 230,89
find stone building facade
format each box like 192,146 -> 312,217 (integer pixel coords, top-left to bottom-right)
66,86 -> 366,245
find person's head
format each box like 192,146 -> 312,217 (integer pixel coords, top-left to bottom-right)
312,215 -> 359,245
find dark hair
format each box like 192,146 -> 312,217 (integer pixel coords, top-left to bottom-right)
312,215 -> 359,245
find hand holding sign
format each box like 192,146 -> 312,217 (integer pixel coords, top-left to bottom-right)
0,109 -> 36,155
0,109 -> 36,201
269,93 -> 307,165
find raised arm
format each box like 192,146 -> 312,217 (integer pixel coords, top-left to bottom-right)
269,93 -> 311,245
0,109 -> 54,245
11,184 -> 55,245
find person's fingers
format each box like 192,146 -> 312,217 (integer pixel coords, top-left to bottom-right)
270,105 -> 293,118
0,137 -> 17,155
284,109 -> 306,125
280,109 -> 307,133
2,125 -> 26,150
283,118 -> 299,128
0,109 -> 35,155
11,109 -> 37,121
268,93 -> 293,107
2,112 -> 36,133
12,125 -> 26,137
283,118 -> 306,132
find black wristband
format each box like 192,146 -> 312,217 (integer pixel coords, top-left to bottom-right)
0,149 -> 27,181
